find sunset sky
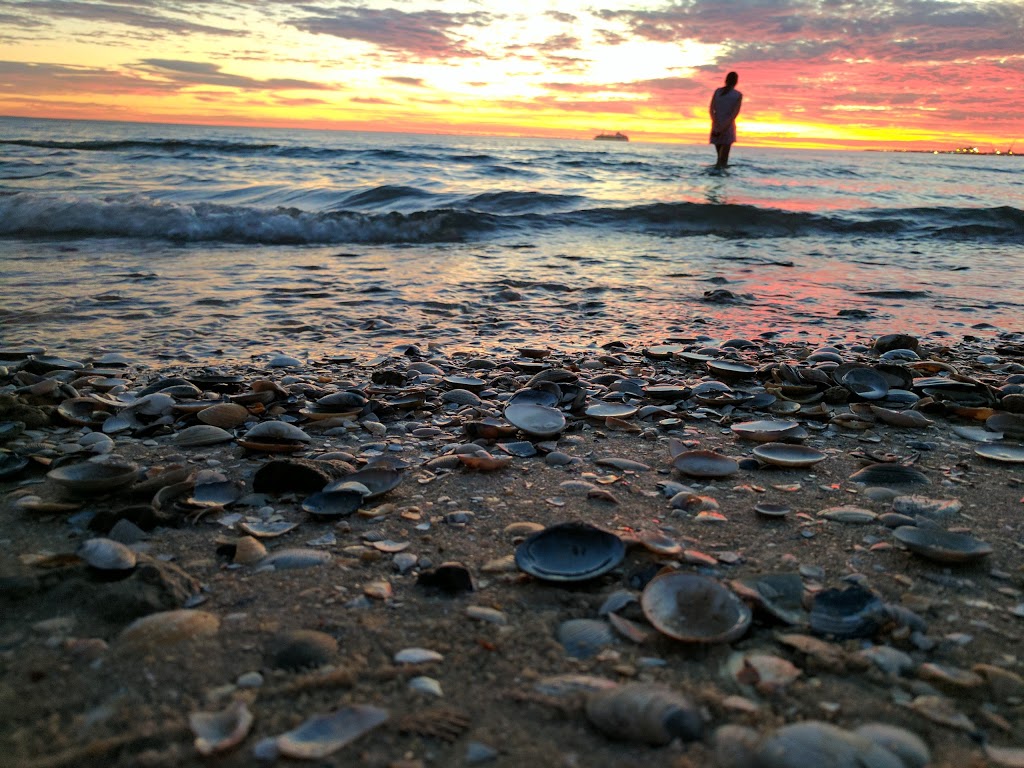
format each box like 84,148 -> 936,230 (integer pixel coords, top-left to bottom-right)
1,0 -> 1021,150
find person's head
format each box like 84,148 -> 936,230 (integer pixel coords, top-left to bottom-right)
725,71 -> 738,88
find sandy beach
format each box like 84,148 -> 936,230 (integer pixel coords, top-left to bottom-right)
2,331 -> 1023,767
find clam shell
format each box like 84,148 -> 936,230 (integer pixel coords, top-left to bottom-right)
504,402 -> 566,438
175,424 -> 234,447
673,450 -> 739,478
189,700 -> 254,756
57,397 -> 114,427
733,572 -> 807,626
328,467 -> 402,499
585,402 -> 639,419
558,618 -> 615,659
48,460 -> 139,495
848,463 -> 929,486
515,522 -> 625,582
302,486 -> 365,518
892,525 -> 992,564
752,443 -> 827,468
276,705 -> 389,760
809,585 -> 886,639
854,724 -> 930,768
731,419 -> 803,442
258,548 -> 332,570
869,405 -> 933,428
0,452 -> 30,480
77,537 -> 137,571
242,420 -> 311,443
237,520 -> 299,538
707,360 -> 756,378
974,443 -> 1024,463
838,367 -> 889,400
117,609 -> 220,651
754,502 -> 791,518
987,412 -> 1024,439
754,721 -> 909,768
197,402 -> 249,429
585,683 -> 703,745
641,572 -> 751,644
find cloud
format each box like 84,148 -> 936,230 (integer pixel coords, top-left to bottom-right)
383,76 -> 426,87
13,0 -> 243,37
287,7 -> 494,59
138,59 -> 330,91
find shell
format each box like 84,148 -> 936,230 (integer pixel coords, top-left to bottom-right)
514,522 -> 625,583
809,584 -> 886,639
869,405 -> 933,428
257,548 -> 332,570
326,467 -> 401,499
848,463 -> 929,486
585,683 -> 703,745
48,460 -> 139,495
557,618 -> 615,659
117,610 -> 220,652
77,537 -> 137,571
241,420 -> 311,444
276,706 -> 389,760
197,402 -> 249,429
754,721 -> 910,768
731,420 -> 802,442
641,572 -> 752,644
302,485 -> 365,518
188,479 -> 243,508
892,526 -> 992,564
707,360 -> 756,378
753,502 -> 791,518
189,700 -> 254,756
838,367 -> 889,400
673,450 -> 739,478
585,402 -> 639,419
974,443 -> 1024,463
57,397 -> 114,427
752,443 -> 827,468
503,402 -> 566,438
732,572 -> 807,626
987,412 -> 1024,439
175,424 -> 234,447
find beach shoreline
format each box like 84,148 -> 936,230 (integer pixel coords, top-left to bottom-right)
2,331 -> 1023,767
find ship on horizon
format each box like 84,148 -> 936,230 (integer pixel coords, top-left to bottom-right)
594,131 -> 628,142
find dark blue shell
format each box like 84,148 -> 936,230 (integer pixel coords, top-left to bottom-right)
515,522 -> 625,582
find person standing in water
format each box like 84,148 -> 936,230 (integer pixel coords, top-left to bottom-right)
709,71 -> 742,168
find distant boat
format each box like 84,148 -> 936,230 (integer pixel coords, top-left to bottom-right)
594,132 -> 628,142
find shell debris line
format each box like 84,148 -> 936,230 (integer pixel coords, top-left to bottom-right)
1,331 -> 1023,766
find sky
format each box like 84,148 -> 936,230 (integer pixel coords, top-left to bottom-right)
0,0 -> 1021,150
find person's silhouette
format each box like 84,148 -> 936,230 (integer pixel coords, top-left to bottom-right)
709,72 -> 742,169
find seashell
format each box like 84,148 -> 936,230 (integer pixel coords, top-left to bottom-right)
890,495 -> 961,521
0,452 -> 30,480
327,467 -> 401,499
189,700 -> 254,756
117,609 -> 220,652
607,612 -> 655,644
188,479 -> 243,508
48,459 -> 139,495
809,584 -> 886,639
558,618 -> 615,659
131,392 -> 175,416
892,526 -> 992,564
409,676 -> 443,697
985,744 -> 1024,768
753,502 -> 791,518
869,405 -> 933,428
252,457 -> 349,495
641,572 -> 751,644
838,367 -> 889,400
752,443 -> 827,468
276,705 -> 389,760
974,443 -> 1024,463
231,535 -> 268,564
731,419 -> 802,442
732,572 -> 806,626
643,384 -> 690,400
463,418 -> 518,440
238,420 -> 311,451
848,462 -> 929,486
726,651 -> 802,695
175,424 -> 234,447
585,683 -> 703,745
257,548 -> 331,570
585,402 -> 639,419
752,721 -> 911,768
458,452 -> 512,471
820,505 -> 877,524
302,485 -> 365,519
496,440 -> 537,458
77,537 -> 137,571
987,412 -> 1024,439
503,401 -> 565,438
237,520 -> 299,538
707,360 -> 756,378
57,397 -> 115,427
534,674 -> 619,697
395,647 -> 444,664
673,450 -> 739,478
508,387 -> 560,407
951,424 -> 1003,442
197,402 -> 249,429
515,522 -> 625,582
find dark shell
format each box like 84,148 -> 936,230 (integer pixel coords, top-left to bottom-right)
586,683 -> 702,745
515,522 -> 625,582
641,572 -> 751,644
892,526 -> 992,564
558,619 -> 615,659
327,467 -> 402,500
809,584 -> 887,639
0,453 -> 30,481
838,367 -> 889,400
252,458 -> 347,495
849,463 -> 929,486
47,460 -> 139,495
302,485 -> 366,518
504,402 -> 566,438
673,450 -> 739,478
734,572 -> 808,626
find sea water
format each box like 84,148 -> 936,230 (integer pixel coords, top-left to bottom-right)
1,116 -> 1021,365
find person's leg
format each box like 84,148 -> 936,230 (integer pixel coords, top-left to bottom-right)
718,143 -> 732,167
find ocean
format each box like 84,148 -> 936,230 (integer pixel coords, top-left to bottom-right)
1,116 -> 1021,367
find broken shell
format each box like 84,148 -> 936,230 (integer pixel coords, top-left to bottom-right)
726,651 -> 802,695
848,463 -> 929,486
892,526 -> 992,564
48,459 -> 139,495
752,443 -> 827,468
77,537 -> 137,571
175,424 -> 235,447
189,700 -> 254,756
515,522 -> 625,583
57,397 -> 115,427
326,467 -> 401,499
733,572 -> 807,625
586,683 -> 702,746
869,405 -> 933,428
276,705 -> 389,760
809,584 -> 886,639
641,572 -> 751,644
673,450 -> 739,478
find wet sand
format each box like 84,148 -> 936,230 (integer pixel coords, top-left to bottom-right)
1,332 -> 1023,767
